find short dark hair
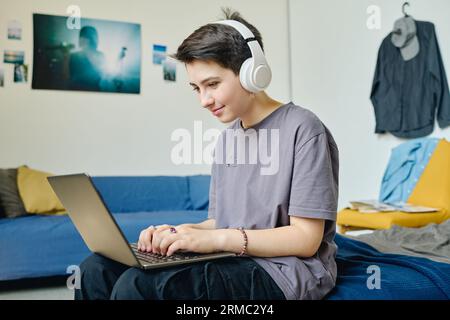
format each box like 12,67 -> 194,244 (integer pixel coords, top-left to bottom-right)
172,8 -> 264,76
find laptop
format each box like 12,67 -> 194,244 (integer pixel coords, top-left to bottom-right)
47,173 -> 235,269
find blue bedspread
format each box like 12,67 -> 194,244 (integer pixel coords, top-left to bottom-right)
325,234 -> 450,300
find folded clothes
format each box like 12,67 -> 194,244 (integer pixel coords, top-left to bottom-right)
346,219 -> 450,265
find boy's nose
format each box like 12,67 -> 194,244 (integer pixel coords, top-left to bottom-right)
200,92 -> 214,108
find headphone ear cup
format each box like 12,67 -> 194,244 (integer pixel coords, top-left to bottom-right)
239,58 -> 257,93
253,64 -> 272,90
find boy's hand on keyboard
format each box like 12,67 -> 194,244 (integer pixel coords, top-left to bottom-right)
159,225 -> 219,256
138,224 -> 220,256
137,224 -> 171,253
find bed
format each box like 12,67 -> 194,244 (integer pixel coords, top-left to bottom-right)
325,221 -> 450,300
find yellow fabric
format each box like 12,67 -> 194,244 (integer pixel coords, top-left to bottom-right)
338,138 -> 450,230
337,208 -> 450,230
408,139 -> 450,213
17,166 -> 66,214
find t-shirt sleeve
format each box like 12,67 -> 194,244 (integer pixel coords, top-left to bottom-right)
207,163 -> 216,219
288,132 -> 339,221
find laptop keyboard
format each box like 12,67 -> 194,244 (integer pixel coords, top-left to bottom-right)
130,243 -> 204,264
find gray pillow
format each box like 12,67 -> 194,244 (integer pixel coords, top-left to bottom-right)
0,168 -> 28,218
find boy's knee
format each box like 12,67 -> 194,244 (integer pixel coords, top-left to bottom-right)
75,254 -> 114,300
111,268 -> 144,300
110,268 -> 153,300
79,253 -> 108,276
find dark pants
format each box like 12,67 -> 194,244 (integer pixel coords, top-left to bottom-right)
75,253 -> 286,300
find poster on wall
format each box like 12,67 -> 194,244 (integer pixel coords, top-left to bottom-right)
14,64 -> 28,83
163,59 -> 176,82
4,50 -> 24,64
7,20 -> 22,40
0,69 -> 4,87
153,44 -> 167,65
32,14 -> 141,94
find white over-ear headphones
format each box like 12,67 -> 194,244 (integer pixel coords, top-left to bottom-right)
212,20 -> 272,93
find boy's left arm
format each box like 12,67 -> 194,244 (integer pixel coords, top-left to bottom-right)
216,216 -> 325,258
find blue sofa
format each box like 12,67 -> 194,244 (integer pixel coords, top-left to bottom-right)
0,175 -> 211,282
1,175 -> 450,299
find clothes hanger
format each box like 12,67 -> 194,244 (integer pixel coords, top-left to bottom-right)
393,2 -> 411,35
402,2 -> 410,17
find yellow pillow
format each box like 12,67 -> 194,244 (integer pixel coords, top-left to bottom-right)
17,166 -> 66,214
408,139 -> 450,213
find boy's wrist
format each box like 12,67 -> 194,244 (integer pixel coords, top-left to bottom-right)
214,229 -> 241,254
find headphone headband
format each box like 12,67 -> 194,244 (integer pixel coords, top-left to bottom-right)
213,20 -> 266,65
211,19 -> 271,92
213,20 -> 255,39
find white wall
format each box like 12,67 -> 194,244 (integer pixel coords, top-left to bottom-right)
4,0 -> 449,212
288,0 -> 450,210
0,0 -> 290,175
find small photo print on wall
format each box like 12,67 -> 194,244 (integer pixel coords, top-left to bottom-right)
153,44 -> 167,65
0,69 -> 4,87
32,13 -> 141,94
14,64 -> 28,83
4,50 -> 24,64
8,20 -> 22,40
163,59 -> 176,82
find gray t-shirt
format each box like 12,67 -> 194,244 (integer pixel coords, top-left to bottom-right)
208,102 -> 339,300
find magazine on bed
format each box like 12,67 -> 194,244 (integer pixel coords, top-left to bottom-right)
349,200 -> 439,213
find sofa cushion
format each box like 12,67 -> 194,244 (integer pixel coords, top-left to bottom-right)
0,168 -> 28,218
187,175 -> 211,211
92,176 -> 192,213
16,166 -> 65,214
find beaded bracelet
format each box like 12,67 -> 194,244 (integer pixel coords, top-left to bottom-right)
236,227 -> 248,256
